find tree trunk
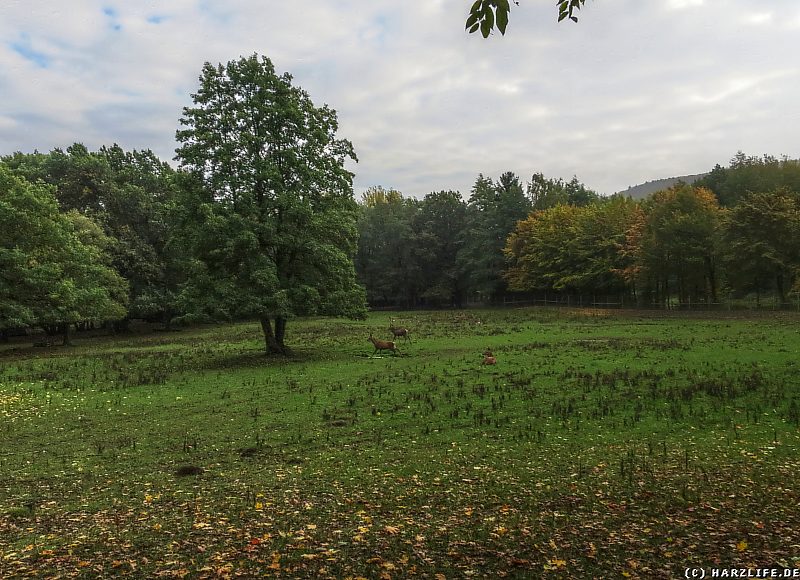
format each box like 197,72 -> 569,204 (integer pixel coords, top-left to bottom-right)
776,272 -> 786,305
704,256 -> 718,304
61,323 -> 72,347
275,317 -> 287,346
260,317 -> 287,355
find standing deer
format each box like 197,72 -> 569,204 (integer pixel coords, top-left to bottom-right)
368,333 -> 399,356
389,318 -> 411,343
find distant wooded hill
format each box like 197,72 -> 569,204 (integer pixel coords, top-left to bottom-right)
617,173 -> 709,199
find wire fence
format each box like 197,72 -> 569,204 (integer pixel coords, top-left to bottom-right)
497,294 -> 800,312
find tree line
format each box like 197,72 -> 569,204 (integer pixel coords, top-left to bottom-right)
355,171 -> 599,308
356,154 -> 800,309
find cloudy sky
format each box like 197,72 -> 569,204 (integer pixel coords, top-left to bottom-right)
1,1 -> 798,197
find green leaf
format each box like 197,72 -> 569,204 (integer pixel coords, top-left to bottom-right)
497,6 -> 509,35
468,22 -> 481,34
480,7 -> 494,37
465,11 -> 480,29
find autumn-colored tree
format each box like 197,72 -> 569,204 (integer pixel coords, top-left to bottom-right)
503,196 -> 636,296
617,203 -> 647,298
634,184 -> 722,306
360,185 -> 404,207
504,204 -> 582,293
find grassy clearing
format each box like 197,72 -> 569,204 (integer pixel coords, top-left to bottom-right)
1,308 -> 799,578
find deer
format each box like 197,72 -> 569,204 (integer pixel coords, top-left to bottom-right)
482,348 -> 497,365
389,318 -> 411,343
368,333 -> 399,356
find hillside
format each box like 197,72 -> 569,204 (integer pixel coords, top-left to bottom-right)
617,172 -> 709,199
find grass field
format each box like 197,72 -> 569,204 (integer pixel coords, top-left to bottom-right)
1,308 -> 799,578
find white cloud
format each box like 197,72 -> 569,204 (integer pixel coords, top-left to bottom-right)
743,11 -> 774,25
666,0 -> 705,9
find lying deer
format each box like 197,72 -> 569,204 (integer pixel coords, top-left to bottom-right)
369,333 -> 399,356
389,318 -> 411,343
482,349 -> 497,365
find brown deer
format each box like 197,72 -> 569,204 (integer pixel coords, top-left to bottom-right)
482,349 -> 497,365
389,318 -> 411,343
369,333 -> 399,356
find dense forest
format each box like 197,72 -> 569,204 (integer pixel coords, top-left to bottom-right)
357,154 -> 800,309
3,142 -> 799,347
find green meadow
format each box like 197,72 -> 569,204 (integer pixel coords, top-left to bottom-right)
1,308 -> 799,578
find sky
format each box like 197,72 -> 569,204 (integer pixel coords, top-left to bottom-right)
1,1 -> 798,198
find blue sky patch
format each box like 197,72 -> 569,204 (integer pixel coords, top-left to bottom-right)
103,6 -> 122,30
10,35 -> 49,68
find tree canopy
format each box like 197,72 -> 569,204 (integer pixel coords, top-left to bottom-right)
696,153 -> 800,207
2,144 -> 180,327
175,54 -> 366,354
630,184 -> 722,306
0,166 -> 127,343
720,188 -> 800,303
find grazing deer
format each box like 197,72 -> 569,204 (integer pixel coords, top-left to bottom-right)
482,349 -> 497,365
369,333 -> 399,356
389,318 -> 411,343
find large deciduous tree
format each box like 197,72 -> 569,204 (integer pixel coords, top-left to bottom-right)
175,54 -> 366,354
503,196 -> 638,299
0,166 -> 127,344
504,204 -> 582,293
